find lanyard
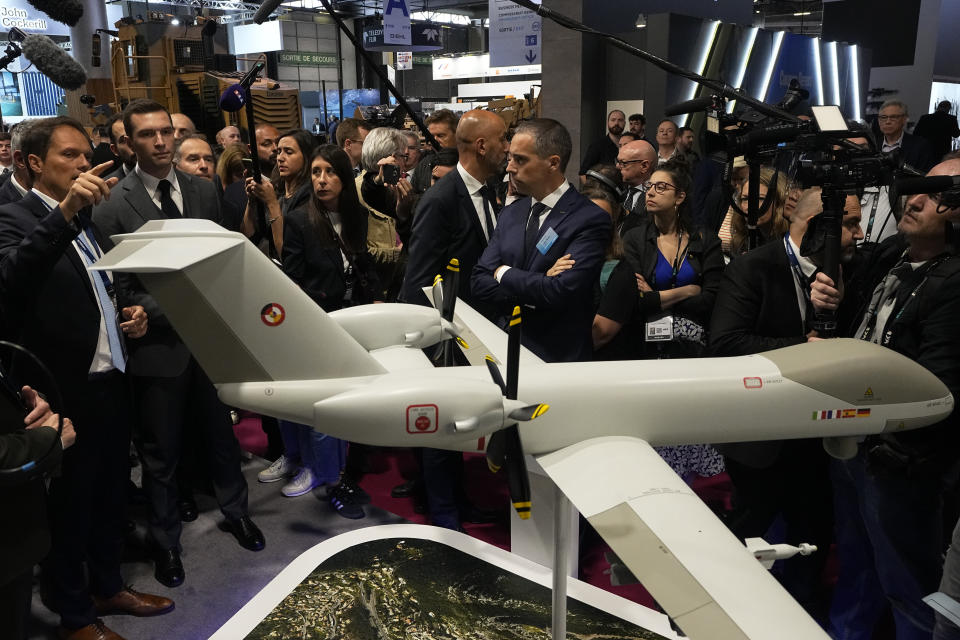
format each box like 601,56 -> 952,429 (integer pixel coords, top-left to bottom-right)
652,229 -> 688,289
783,234 -> 812,305
859,254 -> 950,344
862,188 -> 882,243
36,196 -> 114,293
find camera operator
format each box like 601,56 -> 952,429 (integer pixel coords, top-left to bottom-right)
0,388 -> 75,640
830,157 -> 960,640
708,187 -> 861,620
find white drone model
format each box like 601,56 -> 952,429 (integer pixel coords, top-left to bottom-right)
93,219 -> 953,640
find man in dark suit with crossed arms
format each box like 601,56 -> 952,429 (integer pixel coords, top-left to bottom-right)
93,100 -> 262,590
0,116 -> 171,640
472,118 -> 612,363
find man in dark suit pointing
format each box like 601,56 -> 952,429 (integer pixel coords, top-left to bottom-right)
472,118 -> 612,363
93,100 -> 262,589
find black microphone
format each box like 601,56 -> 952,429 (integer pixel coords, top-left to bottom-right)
254,0 -> 284,24
15,30 -> 87,91
893,175 -> 960,196
663,95 -> 716,117
508,0 -> 544,14
0,41 -> 21,72
25,0 -> 83,27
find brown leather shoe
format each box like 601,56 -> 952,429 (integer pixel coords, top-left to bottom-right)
93,586 -> 175,617
57,619 -> 125,640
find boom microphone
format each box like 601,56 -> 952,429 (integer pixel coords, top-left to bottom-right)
254,0 -> 284,24
218,60 -> 266,112
25,0 -> 83,27
15,30 -> 87,91
664,95 -> 716,117
893,175 -> 960,196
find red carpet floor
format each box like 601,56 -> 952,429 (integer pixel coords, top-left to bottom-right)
234,412 -> 735,611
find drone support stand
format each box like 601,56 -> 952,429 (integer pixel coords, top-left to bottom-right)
551,485 -> 572,640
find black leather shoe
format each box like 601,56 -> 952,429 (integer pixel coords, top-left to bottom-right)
460,505 -> 500,524
177,496 -> 198,522
154,548 -> 184,588
390,478 -> 423,498
219,516 -> 265,551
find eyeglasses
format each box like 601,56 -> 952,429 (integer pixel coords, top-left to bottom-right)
615,158 -> 645,167
643,180 -> 679,194
877,114 -> 905,122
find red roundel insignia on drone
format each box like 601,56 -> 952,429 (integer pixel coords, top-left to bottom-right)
260,303 -> 286,326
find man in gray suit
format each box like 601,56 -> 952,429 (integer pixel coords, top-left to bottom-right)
93,100 -> 263,589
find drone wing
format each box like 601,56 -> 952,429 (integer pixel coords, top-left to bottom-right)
535,436 -> 830,640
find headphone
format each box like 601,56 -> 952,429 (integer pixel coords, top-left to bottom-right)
0,341 -> 64,487
585,169 -> 625,201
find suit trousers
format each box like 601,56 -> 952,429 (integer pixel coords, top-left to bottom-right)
829,450 -> 942,640
132,357 -> 248,550
45,371 -> 130,630
0,569 -> 34,640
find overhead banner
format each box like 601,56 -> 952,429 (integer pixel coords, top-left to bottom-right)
363,22 -> 443,52
488,0 -> 541,68
432,53 -> 540,80
0,0 -> 72,36
383,0 -> 411,48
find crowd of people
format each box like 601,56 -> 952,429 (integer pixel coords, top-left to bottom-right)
0,94 -> 958,640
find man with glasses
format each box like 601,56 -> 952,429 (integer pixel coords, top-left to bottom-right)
335,117 -> 371,177
830,157 -> 960,640
616,139 -> 657,235
876,100 -> 934,172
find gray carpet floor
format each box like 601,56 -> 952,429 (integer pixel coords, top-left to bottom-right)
27,456 -> 403,640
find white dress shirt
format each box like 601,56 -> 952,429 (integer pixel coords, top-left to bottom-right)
31,188 -> 118,374
136,164 -> 184,215
456,162 -> 495,240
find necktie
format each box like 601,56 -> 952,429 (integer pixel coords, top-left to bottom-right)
75,226 -> 127,372
624,186 -> 639,210
855,262 -> 913,342
478,185 -> 497,241
525,202 -> 548,259
156,179 -> 181,218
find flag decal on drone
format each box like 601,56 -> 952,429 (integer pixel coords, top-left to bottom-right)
260,303 -> 286,326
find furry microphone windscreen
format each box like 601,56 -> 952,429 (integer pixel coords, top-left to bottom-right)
21,34 -> 87,91
254,0 -> 284,24
25,0 -> 84,27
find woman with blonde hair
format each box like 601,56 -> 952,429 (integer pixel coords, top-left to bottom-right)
725,167 -> 790,259
216,143 -> 248,187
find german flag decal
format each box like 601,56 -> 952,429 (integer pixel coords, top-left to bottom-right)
260,303 -> 286,326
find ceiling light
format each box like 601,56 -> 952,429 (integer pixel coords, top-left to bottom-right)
793,11 -> 812,16
171,17 -> 180,25
635,13 -> 647,29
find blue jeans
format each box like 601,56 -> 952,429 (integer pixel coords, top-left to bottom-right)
278,420 -> 346,485
829,448 -> 943,640
935,517 -> 960,640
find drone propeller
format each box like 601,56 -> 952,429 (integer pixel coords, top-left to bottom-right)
484,306 -> 548,520
440,259 -> 459,366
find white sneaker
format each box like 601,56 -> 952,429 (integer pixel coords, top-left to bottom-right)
281,468 -> 320,497
257,456 -> 297,483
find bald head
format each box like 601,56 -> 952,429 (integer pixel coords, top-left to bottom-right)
617,140 -> 657,187
455,109 -> 508,179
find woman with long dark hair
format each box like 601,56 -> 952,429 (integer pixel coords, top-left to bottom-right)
242,128 -> 316,257
257,145 -> 382,508
591,159 -> 725,481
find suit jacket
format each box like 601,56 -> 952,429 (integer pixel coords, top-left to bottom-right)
401,169 -> 490,311
0,193 -> 117,401
92,169 -> 222,377
281,206 -> 381,312
708,238 -> 808,467
896,132 -> 936,173
471,185 -> 612,362
913,111 -> 960,161
0,174 -> 25,207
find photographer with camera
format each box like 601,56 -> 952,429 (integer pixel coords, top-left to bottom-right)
830,157 -> 960,640
355,127 -> 411,302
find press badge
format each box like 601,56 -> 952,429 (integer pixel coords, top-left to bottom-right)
645,314 -> 674,341
537,227 -> 559,255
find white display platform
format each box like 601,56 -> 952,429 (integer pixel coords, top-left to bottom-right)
211,523 -> 681,640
